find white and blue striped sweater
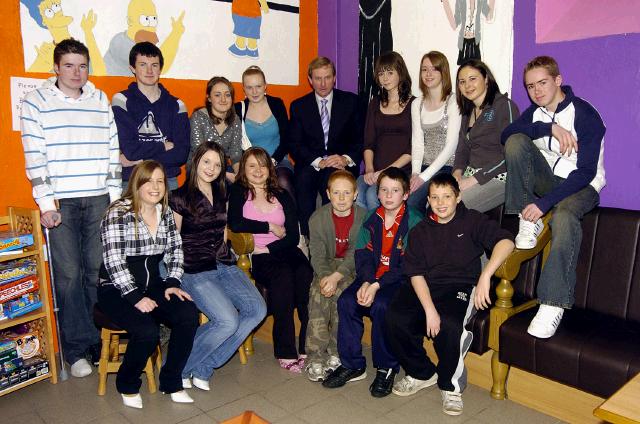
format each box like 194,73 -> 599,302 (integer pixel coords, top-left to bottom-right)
21,77 -> 122,212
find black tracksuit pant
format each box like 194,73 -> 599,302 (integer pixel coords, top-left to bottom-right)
385,283 -> 476,393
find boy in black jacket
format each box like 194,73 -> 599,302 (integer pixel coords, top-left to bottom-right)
385,174 -> 514,416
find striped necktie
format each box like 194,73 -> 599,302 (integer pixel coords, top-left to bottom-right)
320,98 -> 329,149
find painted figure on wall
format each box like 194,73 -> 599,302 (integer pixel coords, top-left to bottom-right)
442,0 -> 495,65
228,0 -> 269,59
21,0 -> 106,74
358,0 -> 392,102
103,0 -> 185,75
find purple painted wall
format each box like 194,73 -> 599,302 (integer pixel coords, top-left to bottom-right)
318,0 -> 359,91
319,0 -> 640,211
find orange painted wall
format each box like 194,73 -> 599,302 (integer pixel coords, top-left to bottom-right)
0,1 -> 318,214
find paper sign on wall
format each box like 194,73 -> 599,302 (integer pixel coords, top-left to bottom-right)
10,77 -> 46,132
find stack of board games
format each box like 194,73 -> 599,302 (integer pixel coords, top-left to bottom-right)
0,323 -> 49,391
0,259 -> 41,320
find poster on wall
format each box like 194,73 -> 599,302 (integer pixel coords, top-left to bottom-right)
10,76 -> 47,132
359,0 -> 514,99
19,0 -> 300,85
535,0 -> 640,43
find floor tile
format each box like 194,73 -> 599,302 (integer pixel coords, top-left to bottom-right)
262,375 -> 332,413
296,393 -> 381,424
474,398 -> 558,424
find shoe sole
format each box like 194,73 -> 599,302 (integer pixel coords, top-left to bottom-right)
307,374 -> 324,382
443,408 -> 463,416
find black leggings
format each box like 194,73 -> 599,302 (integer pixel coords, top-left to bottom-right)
251,249 -> 312,359
97,286 -> 198,394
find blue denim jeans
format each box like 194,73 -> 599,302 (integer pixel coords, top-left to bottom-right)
355,175 -> 379,210
181,264 -> 266,379
505,134 -> 599,308
407,165 -> 452,212
49,194 -> 110,363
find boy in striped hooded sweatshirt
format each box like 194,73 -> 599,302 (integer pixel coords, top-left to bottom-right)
21,38 -> 121,378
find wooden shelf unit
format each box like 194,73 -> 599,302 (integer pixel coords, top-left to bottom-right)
0,207 -> 58,395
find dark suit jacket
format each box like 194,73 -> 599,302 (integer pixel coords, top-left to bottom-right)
288,89 -> 363,169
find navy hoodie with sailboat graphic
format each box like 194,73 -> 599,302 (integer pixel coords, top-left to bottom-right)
112,82 -> 190,181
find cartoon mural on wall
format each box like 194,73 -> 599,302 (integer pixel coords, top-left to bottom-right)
103,0 -> 185,75
20,0 -> 106,74
363,0 -> 514,99
358,0 -> 393,102
19,0 -> 301,84
441,0 -> 495,65
228,0 -> 269,59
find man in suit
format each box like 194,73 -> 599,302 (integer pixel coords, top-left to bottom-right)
289,56 -> 363,237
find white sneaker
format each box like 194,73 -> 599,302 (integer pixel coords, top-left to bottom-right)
325,355 -> 341,373
182,378 -> 192,389
515,215 -> 544,249
527,304 -> 564,338
392,374 -> 438,396
70,358 -> 92,378
306,362 -> 326,382
441,390 -> 463,416
192,377 -> 210,391
121,393 -> 143,409
169,390 -> 194,403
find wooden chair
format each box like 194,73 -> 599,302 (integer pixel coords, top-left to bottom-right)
227,229 -> 257,361
94,305 -> 161,396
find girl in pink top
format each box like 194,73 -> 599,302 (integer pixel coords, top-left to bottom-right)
228,147 -> 313,372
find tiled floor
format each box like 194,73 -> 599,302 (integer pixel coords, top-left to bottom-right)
0,340 -> 562,423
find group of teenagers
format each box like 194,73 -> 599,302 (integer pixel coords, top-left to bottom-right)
20,35 -> 606,416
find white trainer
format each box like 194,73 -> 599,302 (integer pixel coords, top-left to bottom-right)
441,390 -> 463,416
392,374 -> 438,396
527,304 -> 564,338
515,215 -> 544,249
192,377 -> 211,391
325,355 -> 341,373
121,393 -> 143,409
182,378 -> 192,389
169,390 -> 194,403
305,362 -> 326,382
70,358 -> 92,378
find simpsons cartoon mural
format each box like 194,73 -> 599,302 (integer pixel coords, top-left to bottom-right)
19,0 -> 300,84
20,0 -> 106,74
103,0 -> 185,75
228,0 -> 269,59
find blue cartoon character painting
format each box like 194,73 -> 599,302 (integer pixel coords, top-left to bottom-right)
228,0 -> 269,59
21,0 -> 106,74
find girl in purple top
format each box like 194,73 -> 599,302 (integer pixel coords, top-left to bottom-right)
170,142 -> 266,391
228,147 -> 313,372
356,51 -> 415,210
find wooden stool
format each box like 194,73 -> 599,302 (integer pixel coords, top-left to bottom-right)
94,305 -> 161,396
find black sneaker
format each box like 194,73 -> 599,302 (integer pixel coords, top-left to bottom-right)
322,365 -> 367,388
86,343 -> 101,367
369,368 -> 397,398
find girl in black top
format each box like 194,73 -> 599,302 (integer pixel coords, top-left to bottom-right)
170,142 -> 266,391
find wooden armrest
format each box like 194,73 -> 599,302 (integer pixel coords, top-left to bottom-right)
488,212 -> 553,351
495,213 -> 553,282
227,229 -> 254,255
